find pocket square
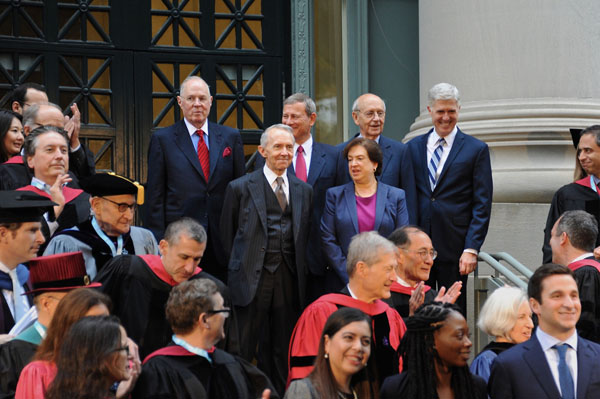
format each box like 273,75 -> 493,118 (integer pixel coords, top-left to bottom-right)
222,147 -> 232,157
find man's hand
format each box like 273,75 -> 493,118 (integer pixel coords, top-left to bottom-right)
49,173 -> 72,218
261,389 -> 271,399
408,281 -> 426,316
459,251 -> 478,275
64,103 -> 81,150
434,281 -> 462,304
115,337 -> 141,398
594,245 -> 600,259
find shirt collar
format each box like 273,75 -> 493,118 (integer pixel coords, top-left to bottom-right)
295,135 -> 313,155
262,164 -> 289,186
536,326 -> 578,352
346,284 -> 358,299
31,177 -> 53,194
396,276 -> 413,287
184,118 -> 209,137
570,252 -> 595,263
359,133 -> 380,144
431,126 -> 458,147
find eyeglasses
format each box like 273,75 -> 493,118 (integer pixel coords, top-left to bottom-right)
101,197 -> 136,213
403,248 -> 438,260
113,345 -> 130,356
359,110 -> 385,119
207,308 -> 231,318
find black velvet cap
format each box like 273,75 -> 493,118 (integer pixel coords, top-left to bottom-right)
80,172 -> 145,205
0,191 -> 56,223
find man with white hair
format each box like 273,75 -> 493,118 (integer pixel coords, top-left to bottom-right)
407,83 -> 493,315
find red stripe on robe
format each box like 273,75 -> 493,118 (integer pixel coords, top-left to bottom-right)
138,254 -> 202,287
569,258 -> 600,273
17,185 -> 83,204
143,344 -> 216,364
390,281 -> 432,295
3,155 -> 23,164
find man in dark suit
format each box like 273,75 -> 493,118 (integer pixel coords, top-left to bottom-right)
335,93 -> 417,223
220,124 -> 312,396
145,76 -> 245,282
489,263 -> 600,398
407,83 -> 492,314
256,93 -> 337,300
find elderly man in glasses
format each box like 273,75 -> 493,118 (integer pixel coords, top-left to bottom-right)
385,226 -> 462,319
43,172 -> 158,279
132,278 -> 276,399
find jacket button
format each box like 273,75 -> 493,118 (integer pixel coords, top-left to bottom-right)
431,197 -> 435,202
260,247 -> 265,252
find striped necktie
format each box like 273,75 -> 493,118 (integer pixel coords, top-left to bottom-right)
196,130 -> 210,181
428,137 -> 446,191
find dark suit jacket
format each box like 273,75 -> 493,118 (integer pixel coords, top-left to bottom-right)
489,333 -> 600,398
320,181 -> 409,286
145,120 -> 245,252
255,140 -> 337,276
335,133 -> 417,224
407,128 -> 492,262
220,169 -> 313,307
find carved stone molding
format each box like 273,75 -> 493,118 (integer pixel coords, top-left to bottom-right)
291,0 -> 312,95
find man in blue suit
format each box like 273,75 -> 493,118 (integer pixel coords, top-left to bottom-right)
145,76 -> 245,282
489,263 -> 600,398
407,83 -> 492,314
256,93 -> 337,300
335,93 -> 417,223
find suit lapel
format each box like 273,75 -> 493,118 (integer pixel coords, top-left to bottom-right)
288,172 -> 303,241
435,129 -> 465,189
577,338 -> 593,397
373,183 -> 388,231
307,143 -> 325,185
416,133 -> 431,192
248,171 -> 267,233
174,121 -> 204,179
207,122 -> 223,186
522,336 -> 562,398
343,183 -> 360,234
378,136 -> 392,177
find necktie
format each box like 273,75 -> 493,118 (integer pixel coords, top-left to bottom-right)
196,130 -> 210,181
9,269 -> 28,323
275,177 -> 287,210
554,344 -> 575,399
295,145 -> 307,182
428,137 -> 446,191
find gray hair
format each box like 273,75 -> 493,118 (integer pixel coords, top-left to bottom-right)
259,124 -> 295,147
427,83 -> 461,107
346,231 -> 397,277
23,125 -> 69,158
23,102 -> 63,129
164,217 -> 207,246
556,210 -> 598,252
284,93 -> 316,116
477,285 -> 529,341
580,125 -> 600,148
179,75 -> 211,97
351,93 -> 386,113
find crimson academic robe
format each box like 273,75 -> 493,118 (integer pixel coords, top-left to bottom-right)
543,177 -> 600,263
94,254 -> 239,359
132,344 -> 278,399
383,282 -> 438,320
569,258 -> 600,343
287,289 -> 406,386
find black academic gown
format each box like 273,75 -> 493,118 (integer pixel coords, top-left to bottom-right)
0,329 -> 40,399
132,344 -> 278,399
568,257 -> 600,343
543,178 -> 600,263
384,282 -> 438,320
94,255 -> 239,359
380,371 -> 487,399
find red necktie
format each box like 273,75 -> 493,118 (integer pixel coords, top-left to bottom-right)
295,145 -> 307,182
196,130 -> 210,181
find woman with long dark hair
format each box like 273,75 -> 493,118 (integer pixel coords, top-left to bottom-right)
0,109 -> 23,163
380,302 -> 486,399
45,315 -> 131,399
284,307 -> 376,399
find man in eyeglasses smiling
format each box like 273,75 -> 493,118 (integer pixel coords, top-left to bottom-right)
43,172 -> 158,279
385,226 -> 462,319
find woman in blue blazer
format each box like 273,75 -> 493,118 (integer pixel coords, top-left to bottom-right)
321,137 -> 409,292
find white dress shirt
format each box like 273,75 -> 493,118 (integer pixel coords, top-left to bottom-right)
536,327 -> 578,397
263,165 -> 289,203
570,252 -> 595,264
426,127 -> 458,181
293,135 -> 313,176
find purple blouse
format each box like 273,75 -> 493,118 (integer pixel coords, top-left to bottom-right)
356,192 -> 377,232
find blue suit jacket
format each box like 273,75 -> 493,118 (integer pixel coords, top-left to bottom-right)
407,128 -> 492,262
145,120 -> 245,253
335,134 -> 417,224
320,181 -> 409,286
219,169 -> 313,307
489,333 -> 600,398
255,140 -> 337,276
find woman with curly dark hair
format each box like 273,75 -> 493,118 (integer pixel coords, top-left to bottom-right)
0,109 -> 23,163
284,307 -> 377,399
45,315 -> 132,399
380,302 -> 486,399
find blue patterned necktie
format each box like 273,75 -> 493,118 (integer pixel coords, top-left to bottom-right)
428,137 -> 446,191
554,344 -> 575,399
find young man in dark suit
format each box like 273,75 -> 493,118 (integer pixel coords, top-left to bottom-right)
145,76 -> 245,282
220,124 -> 312,396
407,82 -> 493,314
489,263 -> 600,398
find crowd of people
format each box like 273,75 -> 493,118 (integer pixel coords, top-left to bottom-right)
0,77 -> 599,398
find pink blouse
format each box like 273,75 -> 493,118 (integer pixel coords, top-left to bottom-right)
15,360 -> 57,399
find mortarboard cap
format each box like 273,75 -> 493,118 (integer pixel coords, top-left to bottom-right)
80,172 -> 144,205
0,191 -> 56,223
24,252 -> 101,296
